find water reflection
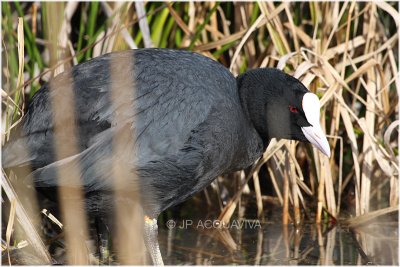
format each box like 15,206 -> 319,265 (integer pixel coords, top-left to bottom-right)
158,220 -> 398,265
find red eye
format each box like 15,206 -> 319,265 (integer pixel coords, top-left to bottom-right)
289,105 -> 298,113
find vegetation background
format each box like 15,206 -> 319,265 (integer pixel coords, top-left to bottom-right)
1,1 -> 399,265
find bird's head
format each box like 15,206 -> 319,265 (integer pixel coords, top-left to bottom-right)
237,68 -> 330,157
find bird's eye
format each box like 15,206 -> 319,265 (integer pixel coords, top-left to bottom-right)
289,105 -> 298,113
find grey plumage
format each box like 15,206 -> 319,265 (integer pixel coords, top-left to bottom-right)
3,49 -> 264,216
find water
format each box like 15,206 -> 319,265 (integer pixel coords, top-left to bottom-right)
4,214 -> 397,265
158,220 -> 398,265
4,193 -> 397,265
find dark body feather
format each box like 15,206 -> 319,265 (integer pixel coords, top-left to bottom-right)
3,49 -> 263,217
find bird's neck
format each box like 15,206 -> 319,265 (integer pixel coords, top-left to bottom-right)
238,83 -> 270,148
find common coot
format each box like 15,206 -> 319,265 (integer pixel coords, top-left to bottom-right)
2,48 -> 330,264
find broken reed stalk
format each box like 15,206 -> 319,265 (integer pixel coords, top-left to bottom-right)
359,5 -> 377,215
323,155 -> 336,217
282,156 -> 290,225
252,171 -> 263,218
267,162 -> 283,205
1,172 -> 52,263
316,157 -> 325,224
6,198 -> 16,264
288,143 -> 301,225
327,134 -> 344,216
344,206 -> 399,227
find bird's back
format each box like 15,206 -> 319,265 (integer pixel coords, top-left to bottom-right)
3,49 -> 234,166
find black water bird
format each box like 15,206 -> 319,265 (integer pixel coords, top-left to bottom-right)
2,49 -> 330,265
